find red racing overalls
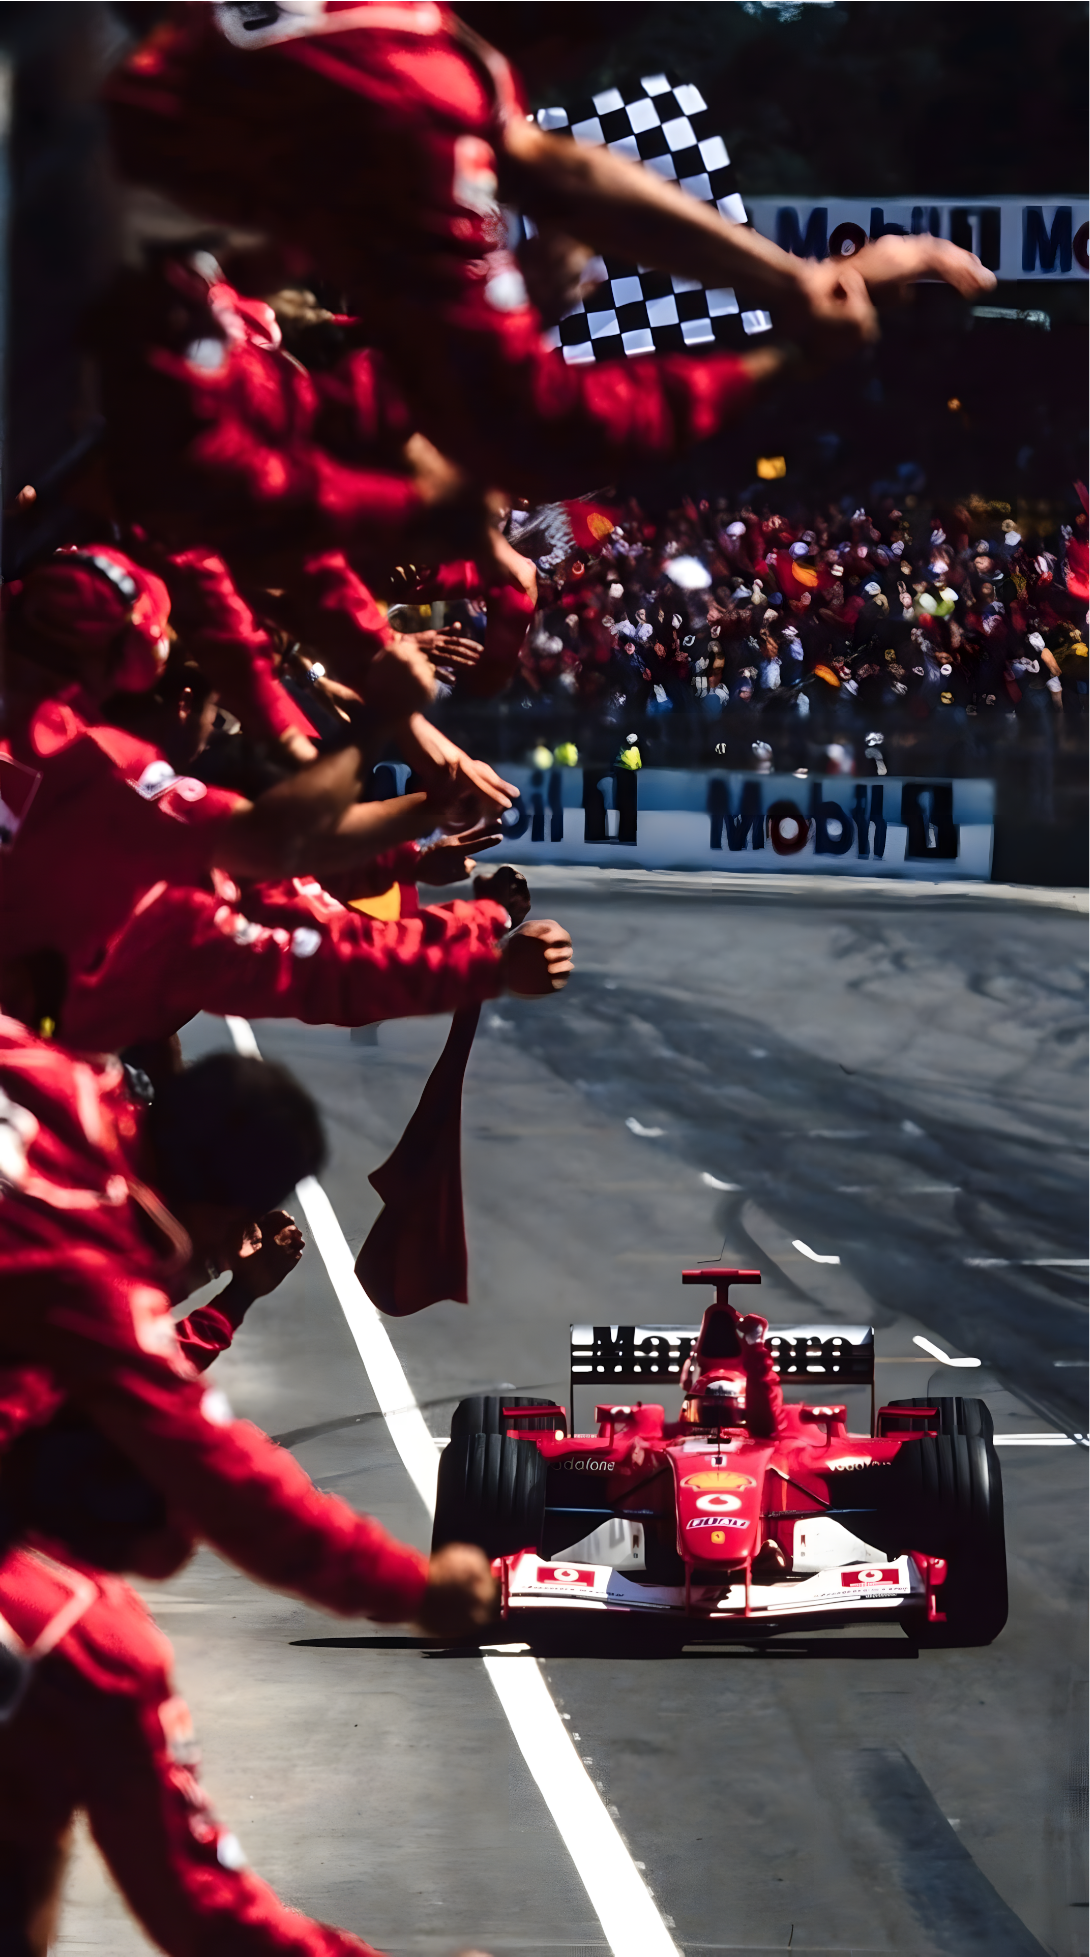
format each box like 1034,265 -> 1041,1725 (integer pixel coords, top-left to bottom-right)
105,3 -> 757,500
0,1021 -> 438,1953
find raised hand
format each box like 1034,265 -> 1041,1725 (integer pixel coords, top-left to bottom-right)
501,918 -> 573,996
473,864 -> 531,927
417,622 -> 484,673
849,233 -> 997,305
416,1542 -> 499,1636
229,1210 -> 305,1302
402,714 -> 518,821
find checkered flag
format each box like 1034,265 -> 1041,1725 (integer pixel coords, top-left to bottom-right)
534,74 -> 772,363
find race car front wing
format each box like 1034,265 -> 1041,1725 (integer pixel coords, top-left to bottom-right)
501,1551 -> 928,1623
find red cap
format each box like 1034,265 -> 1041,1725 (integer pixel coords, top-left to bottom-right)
17,546 -> 171,691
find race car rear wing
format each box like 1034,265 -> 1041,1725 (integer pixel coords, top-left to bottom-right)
569,1322 -> 875,1430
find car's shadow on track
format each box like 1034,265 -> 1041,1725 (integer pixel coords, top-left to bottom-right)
291,1630 -> 920,1662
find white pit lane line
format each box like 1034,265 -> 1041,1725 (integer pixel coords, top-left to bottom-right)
226,1017 -> 681,1957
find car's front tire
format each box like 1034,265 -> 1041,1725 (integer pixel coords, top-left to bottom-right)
883,1431 -> 1007,1647
432,1430 -> 547,1559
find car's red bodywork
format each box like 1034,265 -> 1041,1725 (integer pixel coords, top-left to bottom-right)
494,1269 -> 958,1634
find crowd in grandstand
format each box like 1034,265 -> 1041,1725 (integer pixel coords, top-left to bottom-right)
508,491 -> 1089,744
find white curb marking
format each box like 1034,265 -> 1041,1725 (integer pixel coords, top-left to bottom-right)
792,1238 -> 840,1265
225,1016 -> 680,1957
912,1334 -> 982,1369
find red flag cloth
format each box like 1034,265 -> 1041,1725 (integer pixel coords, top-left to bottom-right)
355,1002 -> 481,1316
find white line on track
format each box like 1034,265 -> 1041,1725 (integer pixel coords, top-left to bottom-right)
295,1178 -> 442,1512
965,1257 -> 1089,1268
912,1334 -> 981,1368
993,1433 -> 1088,1447
225,1016 -> 681,1957
482,1648 -> 680,1957
791,1238 -> 840,1265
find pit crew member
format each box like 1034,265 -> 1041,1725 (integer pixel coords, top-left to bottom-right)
0,547 -> 573,1049
0,1030 -> 497,1957
105,3 -> 997,498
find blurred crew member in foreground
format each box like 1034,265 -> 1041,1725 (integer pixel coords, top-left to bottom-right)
0,1033 -> 496,1957
105,3 -> 997,500
91,251 -> 538,715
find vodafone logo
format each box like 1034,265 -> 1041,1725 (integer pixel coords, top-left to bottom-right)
537,1564 -> 595,1588
841,1566 -> 898,1589
694,1492 -> 742,1512
686,1515 -> 748,1531
683,1470 -> 755,1493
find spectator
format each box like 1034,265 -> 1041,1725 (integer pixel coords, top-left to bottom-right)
494,482 -> 1086,769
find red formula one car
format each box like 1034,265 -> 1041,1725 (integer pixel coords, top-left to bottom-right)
433,1269 -> 1007,1647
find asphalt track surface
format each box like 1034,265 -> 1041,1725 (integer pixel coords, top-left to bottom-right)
59,878 -> 1087,1957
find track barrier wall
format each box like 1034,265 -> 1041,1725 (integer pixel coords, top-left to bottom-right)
483,769 -> 995,878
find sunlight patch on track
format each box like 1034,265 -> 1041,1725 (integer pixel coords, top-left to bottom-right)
225,1014 -> 681,1957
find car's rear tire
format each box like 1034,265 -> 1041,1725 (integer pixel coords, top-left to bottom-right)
432,1431 -> 547,1558
882,1432 -> 1007,1647
448,1395 -> 559,1444
882,1395 -> 994,1441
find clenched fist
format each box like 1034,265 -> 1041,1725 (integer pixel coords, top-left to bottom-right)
501,918 -> 573,996
416,1542 -> 498,1637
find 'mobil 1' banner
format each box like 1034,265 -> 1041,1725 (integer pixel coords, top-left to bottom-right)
745,199 -> 1088,281
494,771 -> 994,879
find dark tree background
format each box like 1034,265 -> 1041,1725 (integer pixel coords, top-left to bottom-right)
462,2 -> 1088,199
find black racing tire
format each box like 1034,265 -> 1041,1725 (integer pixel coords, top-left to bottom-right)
448,1395 -> 559,1444
432,1431 -> 547,1558
882,1395 -> 994,1441
882,1433 -> 1007,1647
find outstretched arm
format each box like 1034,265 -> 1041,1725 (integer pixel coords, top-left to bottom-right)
502,119 -> 995,361
7,1263 -> 495,1633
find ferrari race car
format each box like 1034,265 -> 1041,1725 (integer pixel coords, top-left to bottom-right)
433,1268 -> 1007,1646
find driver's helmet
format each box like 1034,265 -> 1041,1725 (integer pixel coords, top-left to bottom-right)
683,1372 -> 747,1428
